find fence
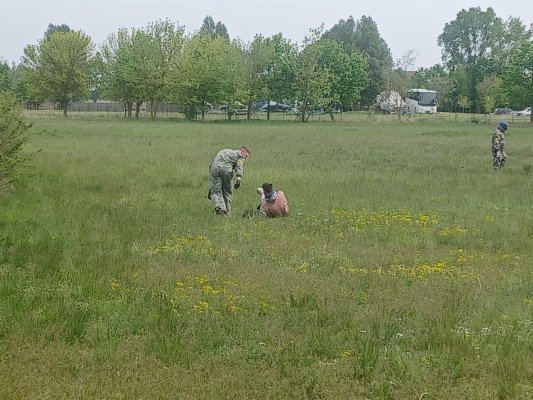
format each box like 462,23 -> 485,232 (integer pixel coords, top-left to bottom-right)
21,103 -> 533,125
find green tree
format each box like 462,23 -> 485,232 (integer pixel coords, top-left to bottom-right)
100,28 -> 138,116
127,29 -> 154,117
292,28 -> 332,122
507,40 -> 533,122
264,34 -> 297,121
171,33 -> 241,120
499,17 -> 532,64
437,7 -> 504,71
457,95 -> 470,113
89,51 -> 104,102
201,16 -> 229,41
437,7 -> 506,112
322,16 -> 356,53
218,41 -> 246,120
351,16 -> 392,106
22,30 -> 93,117
314,39 -> 369,119
44,23 -> 71,39
241,35 -> 275,119
215,22 -> 229,41
0,60 -> 12,92
438,9 -> 530,112
483,95 -> 496,118
138,20 -> 185,118
323,15 -> 391,106
450,65 -> 474,112
101,20 -> 185,119
0,91 -> 29,193
476,74 -> 508,111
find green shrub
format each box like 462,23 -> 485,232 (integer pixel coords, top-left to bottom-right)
0,91 -> 30,192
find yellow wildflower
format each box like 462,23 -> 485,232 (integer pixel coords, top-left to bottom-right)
193,301 -> 209,313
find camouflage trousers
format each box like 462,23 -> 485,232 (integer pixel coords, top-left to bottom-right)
209,168 -> 234,214
492,145 -> 507,170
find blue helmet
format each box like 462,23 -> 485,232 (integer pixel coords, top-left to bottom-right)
498,121 -> 508,131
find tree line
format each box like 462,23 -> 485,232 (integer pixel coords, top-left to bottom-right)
1,9 -> 532,120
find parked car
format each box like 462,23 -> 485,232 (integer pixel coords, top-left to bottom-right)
519,107 -> 531,116
233,108 -> 248,116
494,107 -> 514,115
511,107 -> 531,116
261,103 -> 293,112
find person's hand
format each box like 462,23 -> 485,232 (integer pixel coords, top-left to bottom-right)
234,180 -> 241,189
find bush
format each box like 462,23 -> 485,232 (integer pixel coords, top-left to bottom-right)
0,91 -> 30,193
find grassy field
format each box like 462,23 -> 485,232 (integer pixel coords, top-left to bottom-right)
1,115 -> 532,399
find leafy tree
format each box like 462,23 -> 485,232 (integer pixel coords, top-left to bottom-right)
22,30 -> 93,116
0,60 -> 12,92
12,62 -> 43,108
101,20 -> 185,119
457,95 -> 470,113
438,9 -> 530,112
201,16 -> 216,36
241,35 -> 275,119
499,17 -> 532,65
457,57 -> 502,112
351,16 -> 392,106
483,95 -> 496,117
171,33 -> 241,120
44,23 -> 71,40
0,91 -> 29,193
101,28 -> 138,116
323,15 -> 391,106
437,7 -> 503,71
437,7 -> 503,110
215,22 -> 229,41
476,74 -> 508,111
264,34 -> 297,120
89,52 -> 104,102
200,16 -> 229,41
218,41 -> 246,120
322,16 -> 356,53
314,39 -> 369,119
507,40 -> 533,122
128,29 -> 154,117
449,65 -> 473,111
137,20 -> 185,118
291,28 -> 332,122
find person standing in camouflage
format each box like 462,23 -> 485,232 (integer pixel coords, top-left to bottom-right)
208,146 -> 250,216
492,121 -> 508,170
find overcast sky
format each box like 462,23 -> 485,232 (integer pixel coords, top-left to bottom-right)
1,0 -> 532,69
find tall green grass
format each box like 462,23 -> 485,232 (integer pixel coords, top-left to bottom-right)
1,116 -> 532,399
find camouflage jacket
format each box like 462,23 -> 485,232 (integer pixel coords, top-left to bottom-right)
210,149 -> 246,177
492,129 -> 505,148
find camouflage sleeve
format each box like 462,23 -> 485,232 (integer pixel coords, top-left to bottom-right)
492,132 -> 501,146
234,157 -> 245,177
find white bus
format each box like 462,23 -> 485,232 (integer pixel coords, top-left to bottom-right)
405,89 -> 437,114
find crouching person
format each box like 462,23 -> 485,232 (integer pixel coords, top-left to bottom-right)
256,183 -> 289,218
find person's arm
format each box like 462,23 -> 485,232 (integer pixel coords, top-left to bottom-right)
233,156 -> 245,188
234,157 -> 245,178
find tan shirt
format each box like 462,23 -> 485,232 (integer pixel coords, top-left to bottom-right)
259,191 -> 289,218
